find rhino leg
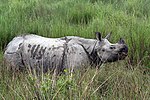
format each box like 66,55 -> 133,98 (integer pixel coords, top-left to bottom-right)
4,36 -> 25,71
64,44 -> 90,73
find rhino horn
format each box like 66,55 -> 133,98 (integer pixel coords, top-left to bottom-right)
118,38 -> 125,44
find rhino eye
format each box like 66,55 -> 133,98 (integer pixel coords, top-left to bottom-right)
102,49 -> 105,52
110,46 -> 116,49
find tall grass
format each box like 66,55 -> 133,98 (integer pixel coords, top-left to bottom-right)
0,60 -> 149,99
0,0 -> 150,99
0,0 -> 149,65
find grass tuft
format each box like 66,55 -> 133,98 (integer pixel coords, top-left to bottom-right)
0,0 -> 150,99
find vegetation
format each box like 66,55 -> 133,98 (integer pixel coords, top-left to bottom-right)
0,0 -> 149,99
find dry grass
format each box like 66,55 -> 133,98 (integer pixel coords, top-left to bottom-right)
0,0 -> 150,99
0,59 -> 149,99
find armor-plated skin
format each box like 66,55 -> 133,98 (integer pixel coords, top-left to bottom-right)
4,32 -> 128,72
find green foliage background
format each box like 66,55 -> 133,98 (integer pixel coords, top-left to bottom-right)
0,0 -> 150,99
0,0 -> 150,65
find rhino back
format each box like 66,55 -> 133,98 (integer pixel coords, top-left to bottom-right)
4,34 -> 93,72
20,35 -> 66,72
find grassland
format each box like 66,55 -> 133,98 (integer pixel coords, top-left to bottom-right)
0,0 -> 150,99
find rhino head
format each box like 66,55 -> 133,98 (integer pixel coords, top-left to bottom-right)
95,32 -> 128,63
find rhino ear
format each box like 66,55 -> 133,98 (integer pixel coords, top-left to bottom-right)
95,32 -> 102,41
118,38 -> 125,44
105,32 -> 112,40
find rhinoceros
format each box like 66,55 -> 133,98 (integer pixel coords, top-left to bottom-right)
4,32 -> 128,73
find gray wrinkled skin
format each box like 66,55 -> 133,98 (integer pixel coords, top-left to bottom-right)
4,32 -> 128,72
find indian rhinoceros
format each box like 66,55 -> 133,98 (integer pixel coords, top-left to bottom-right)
4,32 -> 128,73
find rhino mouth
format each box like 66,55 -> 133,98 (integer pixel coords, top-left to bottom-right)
118,52 -> 128,60
118,45 -> 128,59
118,49 -> 128,60
100,51 -> 128,63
